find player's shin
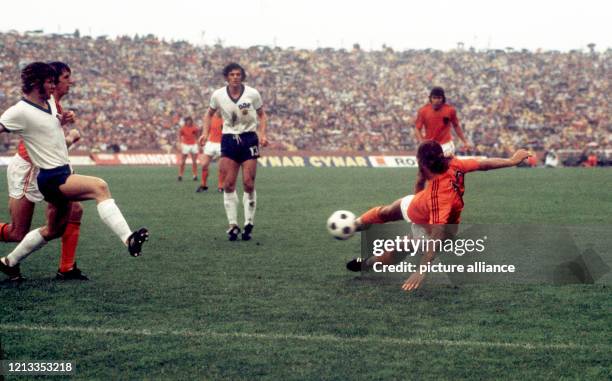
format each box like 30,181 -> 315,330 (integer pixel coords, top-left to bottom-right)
223,191 -> 239,226
60,222 -> 80,272
5,227 -> 47,266
96,199 -> 132,244
358,206 -> 386,229
243,191 -> 256,225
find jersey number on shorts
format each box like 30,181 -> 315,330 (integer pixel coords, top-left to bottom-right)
249,146 -> 259,156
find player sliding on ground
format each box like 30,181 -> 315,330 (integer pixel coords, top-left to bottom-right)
346,140 -> 531,292
0,62 -> 149,282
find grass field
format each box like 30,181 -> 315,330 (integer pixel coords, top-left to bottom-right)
0,165 -> 611,380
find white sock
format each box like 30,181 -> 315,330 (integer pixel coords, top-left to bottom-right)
223,191 -> 239,226
97,198 -> 132,244
243,190 -> 257,226
5,228 -> 47,266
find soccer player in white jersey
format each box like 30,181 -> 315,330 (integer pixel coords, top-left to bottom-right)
199,63 -> 268,241
0,62 -> 148,281
0,61 -> 89,281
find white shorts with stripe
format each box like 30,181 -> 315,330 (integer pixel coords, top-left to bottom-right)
7,154 -> 43,203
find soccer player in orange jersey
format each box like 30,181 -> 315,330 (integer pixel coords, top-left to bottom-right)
0,61 -> 88,280
196,110 -> 224,193
346,140 -> 531,292
177,116 -> 200,181
415,87 -> 470,156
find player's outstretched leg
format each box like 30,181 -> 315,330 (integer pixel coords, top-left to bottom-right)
59,174 -> 149,256
0,201 -> 71,280
346,197 -> 407,271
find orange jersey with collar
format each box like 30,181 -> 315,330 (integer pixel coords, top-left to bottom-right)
407,157 -> 480,224
180,124 -> 199,144
415,104 -> 459,144
208,114 -> 222,143
17,98 -> 64,162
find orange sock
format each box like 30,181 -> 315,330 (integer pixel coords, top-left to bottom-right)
0,222 -> 9,242
201,169 -> 208,186
360,206 -> 385,225
59,222 -> 81,272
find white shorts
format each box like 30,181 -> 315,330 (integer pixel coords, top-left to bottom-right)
181,144 -> 199,155
441,141 -> 455,157
203,141 -> 221,159
7,154 -> 43,203
399,194 -> 429,238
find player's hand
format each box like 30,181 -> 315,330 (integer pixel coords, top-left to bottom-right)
259,133 -> 268,147
462,142 -> 472,152
59,110 -> 76,126
402,273 -> 425,292
198,135 -> 207,146
67,129 -> 81,144
511,149 -> 532,165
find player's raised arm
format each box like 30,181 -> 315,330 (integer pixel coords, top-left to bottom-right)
198,107 -> 216,146
477,149 -> 531,171
256,107 -> 268,147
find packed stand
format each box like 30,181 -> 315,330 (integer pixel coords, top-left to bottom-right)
0,32 -> 610,158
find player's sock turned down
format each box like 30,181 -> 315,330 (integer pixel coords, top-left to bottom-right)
223,191 -> 239,226
243,191 -> 256,225
97,198 -> 132,244
59,222 -> 81,272
4,228 -> 47,266
360,206 -> 385,224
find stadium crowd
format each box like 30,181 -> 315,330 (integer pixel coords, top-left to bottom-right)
0,31 -> 609,157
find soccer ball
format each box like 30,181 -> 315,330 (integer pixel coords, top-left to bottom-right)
327,210 -> 357,240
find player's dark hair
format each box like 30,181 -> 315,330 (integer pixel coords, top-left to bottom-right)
184,116 -> 193,124
21,62 -> 56,94
223,62 -> 246,81
417,140 -> 450,174
48,61 -> 71,84
429,87 -> 446,103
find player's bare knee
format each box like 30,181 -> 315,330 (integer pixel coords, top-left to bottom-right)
94,179 -> 111,199
41,225 -> 66,240
243,182 -> 255,193
379,204 -> 401,221
69,202 -> 84,221
10,227 -> 28,242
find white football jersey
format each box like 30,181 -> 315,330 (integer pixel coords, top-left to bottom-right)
0,96 -> 70,169
210,85 -> 263,134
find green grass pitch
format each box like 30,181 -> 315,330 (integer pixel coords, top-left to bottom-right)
0,166 -> 611,379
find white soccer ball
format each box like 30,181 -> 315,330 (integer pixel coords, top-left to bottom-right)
327,210 -> 357,240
